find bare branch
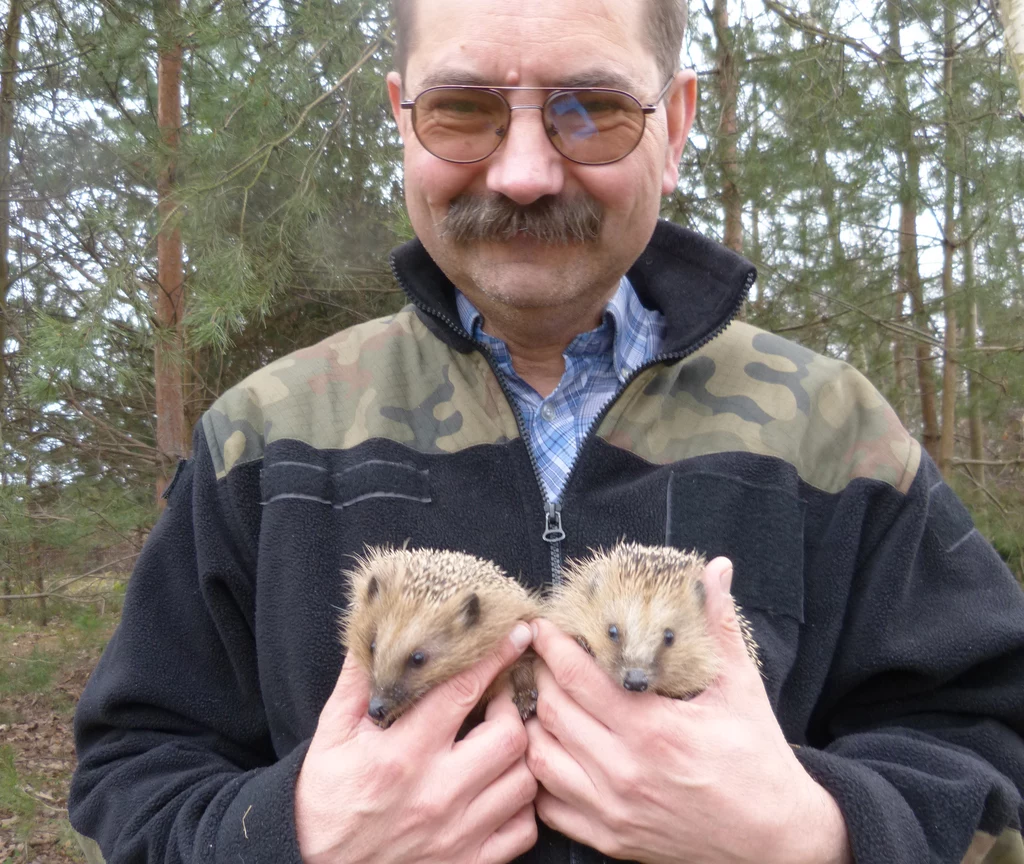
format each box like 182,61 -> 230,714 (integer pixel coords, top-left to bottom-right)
762,0 -> 886,63
953,459 -> 1024,467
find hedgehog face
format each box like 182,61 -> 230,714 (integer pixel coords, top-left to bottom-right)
565,554 -> 721,699
341,555 -> 488,728
361,588 -> 484,728
340,546 -> 540,728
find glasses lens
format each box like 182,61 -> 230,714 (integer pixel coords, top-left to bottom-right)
545,90 -> 646,165
413,88 -> 509,163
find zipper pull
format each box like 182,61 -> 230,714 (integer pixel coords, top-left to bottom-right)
543,502 -> 566,543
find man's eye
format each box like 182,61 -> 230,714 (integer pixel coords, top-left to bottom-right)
578,98 -> 620,115
437,100 -> 481,114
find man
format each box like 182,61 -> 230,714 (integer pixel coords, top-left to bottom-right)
69,0 -> 1024,862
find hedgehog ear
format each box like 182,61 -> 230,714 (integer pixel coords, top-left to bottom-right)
460,593 -> 481,628
585,557 -> 612,597
365,576 -> 380,604
693,578 -> 706,608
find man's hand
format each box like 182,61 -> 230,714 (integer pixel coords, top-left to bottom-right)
526,558 -> 853,864
295,623 -> 538,864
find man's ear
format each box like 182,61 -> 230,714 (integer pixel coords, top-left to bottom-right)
387,71 -> 408,143
662,68 -> 698,196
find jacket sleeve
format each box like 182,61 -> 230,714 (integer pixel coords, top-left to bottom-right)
68,425 -> 308,864
794,452 -> 1024,864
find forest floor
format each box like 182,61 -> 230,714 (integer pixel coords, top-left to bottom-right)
0,607 -> 118,864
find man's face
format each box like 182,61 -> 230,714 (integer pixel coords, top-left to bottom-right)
388,0 -> 696,315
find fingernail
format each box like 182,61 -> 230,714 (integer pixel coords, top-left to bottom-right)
720,566 -> 734,594
530,621 -> 540,641
511,623 -> 533,651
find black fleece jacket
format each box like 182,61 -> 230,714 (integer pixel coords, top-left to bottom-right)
70,221 -> 1024,864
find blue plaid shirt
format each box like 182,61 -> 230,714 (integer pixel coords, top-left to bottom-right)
457,277 -> 666,503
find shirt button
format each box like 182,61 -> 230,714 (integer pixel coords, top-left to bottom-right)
540,403 -> 556,422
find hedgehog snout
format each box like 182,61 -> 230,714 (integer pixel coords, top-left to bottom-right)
368,684 -> 407,728
368,696 -> 392,724
622,668 -> 650,692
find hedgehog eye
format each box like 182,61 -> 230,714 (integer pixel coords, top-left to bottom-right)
369,639 -> 376,655
409,650 -> 427,668
608,625 -> 620,642
663,629 -> 675,647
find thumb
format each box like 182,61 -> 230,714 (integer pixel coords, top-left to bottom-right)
701,557 -> 761,685
413,622 -> 533,744
317,654 -> 373,740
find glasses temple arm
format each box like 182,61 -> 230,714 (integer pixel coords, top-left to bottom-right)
652,73 -> 678,106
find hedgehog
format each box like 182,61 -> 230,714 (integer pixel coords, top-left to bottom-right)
545,542 -> 760,699
339,546 -> 543,730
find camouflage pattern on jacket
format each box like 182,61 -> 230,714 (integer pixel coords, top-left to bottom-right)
203,311 -> 920,498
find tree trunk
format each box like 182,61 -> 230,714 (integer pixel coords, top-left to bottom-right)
887,0 -> 941,462
713,0 -> 742,255
808,0 -> 845,272
1,0 -> 22,617
155,0 -> 188,502
24,459 -> 45,625
903,147 -> 941,463
1000,0 -> 1024,117
961,177 -> 985,486
892,335 -> 910,427
750,202 -> 762,312
939,1 -> 958,478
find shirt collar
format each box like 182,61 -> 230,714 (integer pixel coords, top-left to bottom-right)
455,276 -> 658,384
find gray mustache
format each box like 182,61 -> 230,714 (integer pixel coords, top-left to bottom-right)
439,195 -> 603,245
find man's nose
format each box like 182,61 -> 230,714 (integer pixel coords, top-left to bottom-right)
485,106 -> 566,205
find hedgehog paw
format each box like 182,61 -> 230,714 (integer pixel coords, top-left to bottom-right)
514,688 -> 538,721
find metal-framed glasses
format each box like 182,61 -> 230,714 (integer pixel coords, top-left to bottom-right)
400,77 -> 675,166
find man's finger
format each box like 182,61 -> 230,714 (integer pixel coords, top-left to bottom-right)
535,788 -> 605,852
317,654 -> 374,740
464,758 -> 538,840
461,686 -> 519,742
410,622 -> 533,745
450,702 -> 529,797
477,803 -> 538,864
532,658 -> 620,769
524,717 -> 597,808
691,557 -> 765,705
530,618 -> 630,731
484,680 -> 524,723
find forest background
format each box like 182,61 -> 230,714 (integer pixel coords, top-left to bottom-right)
1,0 -> 1024,623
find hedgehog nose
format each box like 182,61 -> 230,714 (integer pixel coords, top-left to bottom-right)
623,669 -> 649,692
368,697 -> 390,723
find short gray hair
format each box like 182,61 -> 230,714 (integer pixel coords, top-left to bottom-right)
391,0 -> 687,83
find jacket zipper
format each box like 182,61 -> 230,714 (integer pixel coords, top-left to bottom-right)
390,258 -> 754,588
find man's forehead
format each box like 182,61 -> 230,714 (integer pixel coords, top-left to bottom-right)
402,0 -> 652,91
407,0 -> 641,30
415,66 -> 645,94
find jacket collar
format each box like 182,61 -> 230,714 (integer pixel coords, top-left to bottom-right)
388,219 -> 756,358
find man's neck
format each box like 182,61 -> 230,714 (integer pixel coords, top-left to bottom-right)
472,291 -> 616,398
